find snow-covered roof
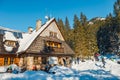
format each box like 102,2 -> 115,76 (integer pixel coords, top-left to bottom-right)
17,18 -> 55,53
4,31 -> 17,41
0,26 -> 22,32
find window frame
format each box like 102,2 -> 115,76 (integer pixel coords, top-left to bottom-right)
10,57 -> 14,64
4,57 -> 8,65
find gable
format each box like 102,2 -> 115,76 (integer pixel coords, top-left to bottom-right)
40,21 -> 65,41
26,36 -> 45,53
26,36 -> 74,55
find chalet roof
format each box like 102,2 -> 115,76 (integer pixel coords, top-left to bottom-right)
0,18 -> 74,55
4,31 -> 17,41
0,26 -> 22,32
62,41 -> 74,55
17,18 -> 55,53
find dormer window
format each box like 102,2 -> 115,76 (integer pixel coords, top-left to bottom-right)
46,41 -> 61,48
5,41 -> 16,47
49,31 -> 57,37
0,30 -> 5,34
13,32 -> 23,38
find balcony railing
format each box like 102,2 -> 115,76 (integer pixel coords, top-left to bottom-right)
52,47 -> 64,53
44,46 -> 64,53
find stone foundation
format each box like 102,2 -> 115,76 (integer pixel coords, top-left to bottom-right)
27,56 -> 33,70
19,56 -> 72,70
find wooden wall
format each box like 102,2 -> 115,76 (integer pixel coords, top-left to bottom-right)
0,54 -> 19,66
0,34 -> 3,53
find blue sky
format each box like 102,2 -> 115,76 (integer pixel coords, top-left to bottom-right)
0,0 -> 116,32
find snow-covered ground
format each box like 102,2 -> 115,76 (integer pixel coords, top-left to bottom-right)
0,58 -> 120,80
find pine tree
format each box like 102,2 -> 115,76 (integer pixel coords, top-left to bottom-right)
114,0 -> 120,55
57,18 -> 66,38
64,17 -> 73,48
114,0 -> 120,33
64,17 -> 70,41
65,17 -> 70,32
114,0 -> 120,16
80,13 -> 89,58
73,14 -> 81,56
73,14 -> 87,58
80,12 -> 87,26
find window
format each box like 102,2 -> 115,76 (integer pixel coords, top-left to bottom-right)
34,57 -> 38,65
0,30 -> 5,34
18,33 -> 23,38
50,32 -> 54,37
49,31 -> 57,37
46,41 -> 61,48
54,43 -> 58,47
13,32 -> 23,38
4,57 -> 8,65
13,32 -> 17,38
58,43 -> 61,48
10,57 -> 14,64
5,41 -> 16,47
54,33 -> 57,37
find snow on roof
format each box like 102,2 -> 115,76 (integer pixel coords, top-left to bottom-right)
17,18 -> 55,53
0,26 -> 22,32
4,31 -> 17,41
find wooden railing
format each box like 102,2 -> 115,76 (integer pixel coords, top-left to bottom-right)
44,46 -> 64,53
52,47 -> 64,53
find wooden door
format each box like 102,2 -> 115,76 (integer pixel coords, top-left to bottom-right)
0,58 -> 4,66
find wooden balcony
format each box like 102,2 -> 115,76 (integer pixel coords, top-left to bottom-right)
44,46 -> 64,53
52,47 -> 64,53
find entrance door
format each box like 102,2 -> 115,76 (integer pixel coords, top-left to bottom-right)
41,57 -> 48,64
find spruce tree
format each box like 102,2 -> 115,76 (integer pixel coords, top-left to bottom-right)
114,0 -> 120,16
57,18 -> 66,38
65,17 -> 70,32
73,14 -> 81,57
64,17 -> 73,48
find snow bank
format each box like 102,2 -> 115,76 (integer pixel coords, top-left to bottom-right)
49,66 -> 74,75
0,64 -> 20,72
0,66 -> 7,72
0,59 -> 120,80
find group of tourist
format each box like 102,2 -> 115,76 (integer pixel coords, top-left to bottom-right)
94,53 -> 106,68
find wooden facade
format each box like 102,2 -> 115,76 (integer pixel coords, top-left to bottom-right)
0,34 -> 4,53
0,54 -> 19,66
18,36 -> 74,70
0,34 -> 19,66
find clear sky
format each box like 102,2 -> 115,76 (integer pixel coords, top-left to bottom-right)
0,0 -> 116,32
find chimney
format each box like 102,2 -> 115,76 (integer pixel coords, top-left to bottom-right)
28,27 -> 33,34
36,20 -> 42,31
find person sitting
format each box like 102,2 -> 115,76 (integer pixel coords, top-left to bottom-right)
6,66 -> 12,73
32,65 -> 37,71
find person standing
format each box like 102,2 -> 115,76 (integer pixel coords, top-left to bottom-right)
77,57 -> 80,64
94,53 -> 100,61
101,56 -> 106,68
